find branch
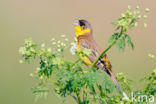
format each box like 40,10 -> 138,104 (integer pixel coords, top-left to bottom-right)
76,90 -> 81,104
92,27 -> 124,67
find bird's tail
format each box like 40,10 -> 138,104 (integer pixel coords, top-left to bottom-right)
110,72 -> 122,94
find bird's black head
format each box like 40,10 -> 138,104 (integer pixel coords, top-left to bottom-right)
78,19 -> 92,29
74,19 -> 92,37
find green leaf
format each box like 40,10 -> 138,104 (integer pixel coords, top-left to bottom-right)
82,49 -> 92,56
108,33 -> 119,43
126,34 -> 134,49
116,35 -> 127,51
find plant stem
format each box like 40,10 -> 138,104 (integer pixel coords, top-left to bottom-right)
71,59 -> 81,68
92,27 -> 124,67
76,90 -> 81,104
96,83 -> 108,104
71,94 -> 79,103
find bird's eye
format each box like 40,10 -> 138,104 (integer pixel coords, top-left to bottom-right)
79,21 -> 85,27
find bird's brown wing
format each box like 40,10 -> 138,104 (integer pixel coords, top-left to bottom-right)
80,39 -> 112,75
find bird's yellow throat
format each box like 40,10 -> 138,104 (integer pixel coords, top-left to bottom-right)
75,25 -> 91,37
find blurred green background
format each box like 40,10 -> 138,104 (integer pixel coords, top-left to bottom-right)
0,0 -> 156,104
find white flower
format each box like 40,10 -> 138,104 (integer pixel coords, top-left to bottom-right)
35,67 -> 40,73
121,13 -> 125,17
70,43 -> 77,55
136,11 -> 140,14
143,15 -> 147,18
148,54 -> 155,59
74,37 -> 77,42
134,22 -> 138,27
145,8 -> 150,12
61,34 -> 66,38
19,60 -> 23,64
61,43 -> 66,47
47,48 -> 51,52
57,45 -> 60,48
44,60 -> 47,64
30,48 -> 35,53
122,92 -> 130,101
144,23 -> 147,28
51,38 -> 55,41
136,5 -> 139,9
52,42 -> 56,45
19,47 -> 26,55
29,73 -> 34,77
57,48 -> 61,52
41,43 -> 45,47
57,40 -> 61,43
65,38 -> 68,41
128,5 -> 131,10
36,67 -> 40,71
137,15 -> 142,19
70,42 -> 75,45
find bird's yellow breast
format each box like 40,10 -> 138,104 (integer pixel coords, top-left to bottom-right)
75,25 -> 91,37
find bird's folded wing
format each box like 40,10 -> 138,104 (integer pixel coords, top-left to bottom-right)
80,39 -> 112,73
80,39 -> 100,62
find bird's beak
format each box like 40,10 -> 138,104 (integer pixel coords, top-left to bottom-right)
73,19 -> 80,26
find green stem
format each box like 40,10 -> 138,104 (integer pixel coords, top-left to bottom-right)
96,83 -> 108,104
76,90 -> 81,104
71,94 -> 78,104
92,27 -> 124,67
71,59 -> 81,68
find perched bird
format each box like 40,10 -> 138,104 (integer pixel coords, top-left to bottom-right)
74,19 -> 122,92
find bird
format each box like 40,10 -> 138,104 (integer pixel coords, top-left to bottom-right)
74,19 -> 122,93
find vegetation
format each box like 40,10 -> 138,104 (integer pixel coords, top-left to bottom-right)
19,6 -> 155,104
